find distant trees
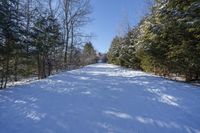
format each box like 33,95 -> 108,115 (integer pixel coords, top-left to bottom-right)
108,0 -> 200,81
98,53 -> 108,63
108,28 -> 141,69
0,0 -> 92,89
81,42 -> 97,65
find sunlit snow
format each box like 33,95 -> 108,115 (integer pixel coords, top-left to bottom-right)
0,63 -> 200,133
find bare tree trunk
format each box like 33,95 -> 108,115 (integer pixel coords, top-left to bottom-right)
62,0 -> 72,69
47,56 -> 52,76
64,27 -> 70,68
185,71 -> 192,82
37,53 -> 41,79
4,53 -> 10,88
69,22 -> 74,65
0,67 -> 4,89
42,55 -> 46,79
61,0 -> 91,68
14,56 -> 18,81
14,0 -> 20,82
0,77 -> 3,89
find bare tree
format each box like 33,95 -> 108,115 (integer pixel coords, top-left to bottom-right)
60,0 -> 92,68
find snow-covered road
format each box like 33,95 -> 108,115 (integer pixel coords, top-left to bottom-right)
0,64 -> 200,133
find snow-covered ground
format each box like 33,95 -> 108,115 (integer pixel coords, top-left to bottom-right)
0,63 -> 200,133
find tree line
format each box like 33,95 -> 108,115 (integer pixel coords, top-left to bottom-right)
108,0 -> 200,82
0,0 -> 97,88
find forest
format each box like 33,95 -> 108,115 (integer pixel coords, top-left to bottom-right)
0,0 -> 200,132
108,0 -> 200,82
1,0 -> 200,89
0,0 -> 97,88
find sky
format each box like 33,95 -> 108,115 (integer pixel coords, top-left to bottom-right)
84,0 -> 152,53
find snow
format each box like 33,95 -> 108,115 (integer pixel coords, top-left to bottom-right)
103,111 -> 133,120
0,63 -> 200,133
7,77 -> 38,87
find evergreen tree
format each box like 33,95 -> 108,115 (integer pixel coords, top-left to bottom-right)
108,0 -> 200,81
107,36 -> 123,65
108,30 -> 141,69
0,0 -> 23,88
32,13 -> 62,79
166,0 -> 200,81
0,0 -> 93,89
81,42 -> 97,65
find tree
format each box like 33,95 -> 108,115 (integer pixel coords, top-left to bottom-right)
166,0 -> 200,81
0,0 -> 93,89
108,29 -> 141,69
107,36 -> 123,65
0,0 -> 23,88
32,12 -> 62,79
108,0 -> 200,81
81,42 -> 97,65
61,0 -> 92,68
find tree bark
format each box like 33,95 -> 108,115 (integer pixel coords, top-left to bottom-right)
69,22 -> 74,65
14,56 -> 18,81
37,54 -> 41,79
4,53 -> 10,88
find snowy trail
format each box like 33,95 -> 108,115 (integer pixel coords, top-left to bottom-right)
0,63 -> 200,133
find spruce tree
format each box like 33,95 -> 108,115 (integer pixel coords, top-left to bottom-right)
0,0 -> 23,88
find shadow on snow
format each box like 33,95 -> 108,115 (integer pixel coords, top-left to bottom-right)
0,64 -> 200,133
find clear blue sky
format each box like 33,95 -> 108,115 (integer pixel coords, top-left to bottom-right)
84,0 -> 152,53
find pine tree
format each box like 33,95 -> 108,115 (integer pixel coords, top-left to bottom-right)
81,42 -> 97,65
32,14 -> 48,79
107,36 -> 123,65
0,0 -> 23,88
166,0 -> 200,81
32,12 -> 63,79
46,14 -> 62,76
108,0 -> 200,81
